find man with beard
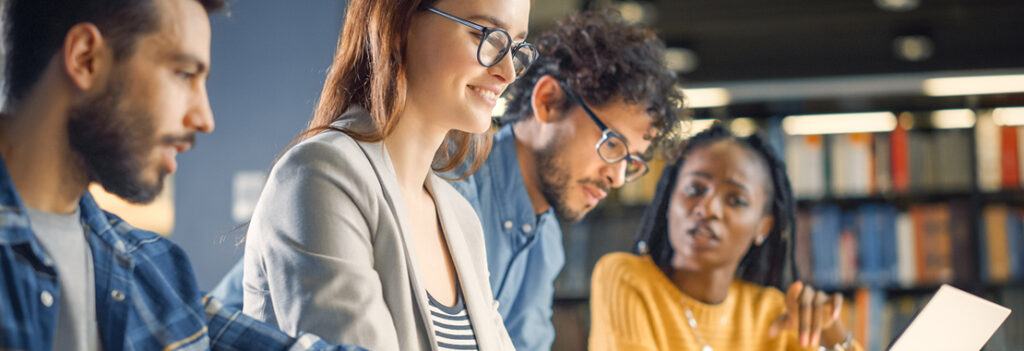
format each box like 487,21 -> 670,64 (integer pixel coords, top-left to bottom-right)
208,10 -> 684,351
0,0 -> 363,350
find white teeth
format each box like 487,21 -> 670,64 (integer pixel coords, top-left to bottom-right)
471,86 -> 497,100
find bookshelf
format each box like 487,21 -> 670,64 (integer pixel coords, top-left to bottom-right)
550,107 -> 1024,351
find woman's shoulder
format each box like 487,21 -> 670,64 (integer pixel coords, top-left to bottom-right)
277,130 -> 369,171
264,130 -> 386,206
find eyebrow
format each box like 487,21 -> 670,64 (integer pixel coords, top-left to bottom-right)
685,171 -> 752,193
726,179 -> 750,193
467,14 -> 528,40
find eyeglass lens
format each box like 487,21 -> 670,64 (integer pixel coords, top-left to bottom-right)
478,30 -> 535,75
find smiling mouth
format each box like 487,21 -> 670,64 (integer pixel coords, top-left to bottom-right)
469,85 -> 499,105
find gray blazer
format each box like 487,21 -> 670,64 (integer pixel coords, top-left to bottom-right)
242,108 -> 513,351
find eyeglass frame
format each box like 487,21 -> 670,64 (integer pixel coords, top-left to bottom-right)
558,81 -> 650,182
424,7 -> 538,75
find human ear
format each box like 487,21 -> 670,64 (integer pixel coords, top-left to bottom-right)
754,215 -> 774,246
62,23 -> 110,93
530,75 -> 565,123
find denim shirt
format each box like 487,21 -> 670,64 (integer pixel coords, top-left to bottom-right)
212,125 -> 564,351
0,157 -> 363,351
448,125 -> 564,351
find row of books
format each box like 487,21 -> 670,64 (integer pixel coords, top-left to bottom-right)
840,287 -> 1024,351
618,113 -> 1024,204
796,203 -> 1024,289
788,115 -> 1024,199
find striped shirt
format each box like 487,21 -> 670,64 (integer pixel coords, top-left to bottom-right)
427,289 -> 478,350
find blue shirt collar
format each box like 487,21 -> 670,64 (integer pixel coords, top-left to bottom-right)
488,125 -> 555,229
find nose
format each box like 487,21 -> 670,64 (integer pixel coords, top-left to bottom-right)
487,49 -> 516,84
184,83 -> 215,133
600,160 -> 628,189
691,192 -> 722,220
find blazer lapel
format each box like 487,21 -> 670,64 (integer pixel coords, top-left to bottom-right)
427,174 -> 501,350
333,114 -> 439,350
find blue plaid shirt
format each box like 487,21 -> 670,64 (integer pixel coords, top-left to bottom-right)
0,157 -> 364,351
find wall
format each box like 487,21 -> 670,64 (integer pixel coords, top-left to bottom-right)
174,0 -> 346,289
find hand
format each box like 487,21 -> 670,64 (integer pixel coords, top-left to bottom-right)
767,281 -> 843,348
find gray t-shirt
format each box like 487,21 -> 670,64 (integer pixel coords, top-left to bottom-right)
26,206 -> 101,351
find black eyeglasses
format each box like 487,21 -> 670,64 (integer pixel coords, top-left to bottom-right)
425,7 -> 538,77
559,82 -> 649,182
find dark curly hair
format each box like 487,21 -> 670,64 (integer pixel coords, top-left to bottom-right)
633,123 -> 797,290
500,10 -> 683,150
2,0 -> 227,110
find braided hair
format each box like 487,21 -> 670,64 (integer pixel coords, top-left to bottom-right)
633,123 -> 797,290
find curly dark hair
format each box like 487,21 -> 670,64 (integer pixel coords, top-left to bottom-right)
633,123 -> 798,290
2,0 -> 227,110
500,10 -> 683,150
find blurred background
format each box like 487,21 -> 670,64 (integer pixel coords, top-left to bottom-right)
64,0 -> 1024,350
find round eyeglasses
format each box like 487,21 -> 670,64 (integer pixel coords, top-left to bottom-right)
560,82 -> 650,183
425,7 -> 538,77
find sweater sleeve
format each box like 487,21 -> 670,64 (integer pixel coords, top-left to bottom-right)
589,253 -> 660,351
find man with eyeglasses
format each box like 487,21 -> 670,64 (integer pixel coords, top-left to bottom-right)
448,11 -> 683,350
210,9 -> 682,351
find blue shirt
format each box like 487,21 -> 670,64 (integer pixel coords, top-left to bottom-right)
0,156 -> 363,351
449,124 -> 565,351
212,125 -> 564,350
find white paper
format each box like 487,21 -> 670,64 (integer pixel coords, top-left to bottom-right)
889,284 -> 1011,351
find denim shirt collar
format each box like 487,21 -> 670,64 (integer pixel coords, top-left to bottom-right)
489,125 -> 555,235
0,153 -> 34,246
0,153 -> 131,259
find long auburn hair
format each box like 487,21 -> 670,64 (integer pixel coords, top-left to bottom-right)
303,0 -> 491,177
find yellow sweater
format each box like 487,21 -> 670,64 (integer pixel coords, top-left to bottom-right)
589,253 -> 862,351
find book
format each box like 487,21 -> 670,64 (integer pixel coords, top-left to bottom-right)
811,205 -> 841,288
1001,126 -> 1020,189
896,211 -> 917,287
1007,208 -> 1024,281
948,201 -> 977,283
911,205 -> 953,284
839,210 -> 860,286
873,133 -> 892,195
858,205 -> 887,287
982,205 -> 1011,283
933,130 -> 972,192
794,210 -> 815,282
830,133 -> 873,196
976,111 -> 1002,192
1019,127 -> 1024,189
890,123 -> 910,193
787,135 -> 827,199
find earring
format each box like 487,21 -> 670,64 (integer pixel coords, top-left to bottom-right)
755,235 -> 766,245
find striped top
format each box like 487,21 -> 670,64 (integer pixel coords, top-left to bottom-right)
427,289 -> 478,351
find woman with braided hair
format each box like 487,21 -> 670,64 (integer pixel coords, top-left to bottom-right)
590,123 -> 862,351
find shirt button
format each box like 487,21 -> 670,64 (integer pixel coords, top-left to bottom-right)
40,291 -> 54,307
522,224 -> 533,233
503,220 -> 513,229
111,290 -> 126,302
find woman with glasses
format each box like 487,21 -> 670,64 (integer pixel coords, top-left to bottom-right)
240,0 -> 534,350
589,124 -> 862,351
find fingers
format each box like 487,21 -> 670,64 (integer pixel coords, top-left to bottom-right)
831,292 -> 843,321
768,312 -> 789,338
769,281 -> 802,338
799,284 -> 814,346
811,290 -> 828,347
